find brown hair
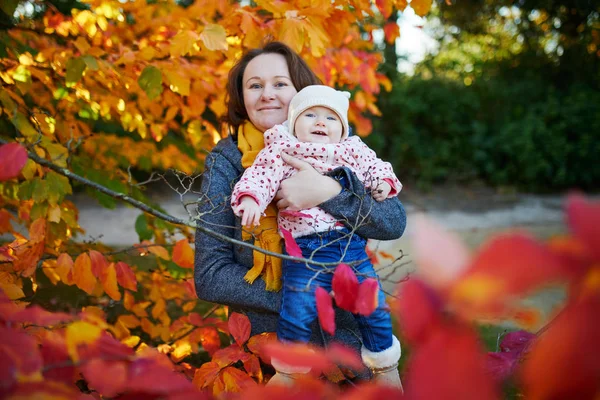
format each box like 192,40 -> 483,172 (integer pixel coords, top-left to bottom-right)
224,41 -> 322,135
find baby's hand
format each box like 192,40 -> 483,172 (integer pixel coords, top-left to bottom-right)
372,181 -> 392,202
236,196 -> 262,227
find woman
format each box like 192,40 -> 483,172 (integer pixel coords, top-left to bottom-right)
194,42 -> 407,384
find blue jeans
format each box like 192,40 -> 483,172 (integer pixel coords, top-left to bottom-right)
277,228 -> 393,353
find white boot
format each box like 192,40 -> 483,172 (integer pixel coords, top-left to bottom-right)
361,336 -> 403,390
267,357 -> 311,386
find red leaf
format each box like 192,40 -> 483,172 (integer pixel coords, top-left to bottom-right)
280,227 -> 302,257
326,343 -> 365,371
192,361 -> 221,389
127,357 -> 194,394
0,327 -> 42,380
191,327 -> 221,356
344,384 -> 405,400
40,333 -> 76,384
262,341 -> 331,374
395,279 -> 443,345
356,278 -> 379,316
228,312 -> 251,346
212,344 -> 250,368
383,22 -> 400,44
114,261 -> 137,291
566,194 -> 600,261
405,325 -> 500,400
187,312 -> 203,326
9,305 -> 74,326
316,286 -> 335,335
88,250 -> 108,277
80,359 -> 128,397
246,332 -> 278,362
279,210 -> 313,219
486,351 -> 520,382
0,143 -> 28,181
500,330 -> 536,354
521,297 -> 600,399
172,239 -> 194,269
332,264 -> 359,313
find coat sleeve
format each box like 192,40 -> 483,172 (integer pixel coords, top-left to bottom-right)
194,150 -> 281,313
319,166 -> 407,241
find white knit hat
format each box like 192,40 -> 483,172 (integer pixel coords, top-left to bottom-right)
288,85 -> 351,140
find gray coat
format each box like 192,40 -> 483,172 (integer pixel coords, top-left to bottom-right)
194,136 -> 406,369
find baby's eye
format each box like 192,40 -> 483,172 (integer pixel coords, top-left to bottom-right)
304,113 -> 315,118
327,116 -> 338,121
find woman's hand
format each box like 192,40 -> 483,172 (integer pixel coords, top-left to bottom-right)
275,153 -> 342,210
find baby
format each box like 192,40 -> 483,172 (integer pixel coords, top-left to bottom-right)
231,85 -> 403,387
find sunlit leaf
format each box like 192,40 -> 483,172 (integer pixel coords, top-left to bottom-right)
410,0 -> 433,16
72,253 -> 97,294
101,262 -> 121,301
193,361 -> 221,389
200,24 -> 228,51
65,57 -> 87,84
65,321 -> 102,362
172,239 -> 194,269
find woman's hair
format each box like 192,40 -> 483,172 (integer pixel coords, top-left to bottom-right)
224,41 -> 322,134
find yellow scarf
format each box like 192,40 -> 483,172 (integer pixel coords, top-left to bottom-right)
237,121 -> 283,292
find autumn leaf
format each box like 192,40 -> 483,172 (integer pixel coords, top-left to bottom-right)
0,143 -> 28,181
100,262 -> 121,301
214,366 -> 256,394
80,359 -> 128,397
0,326 -> 43,381
114,261 -> 137,291
356,278 -> 379,316
332,263 -> 359,313
376,0 -> 393,18
127,357 -> 195,394
200,24 -> 228,51
395,279 -> 443,344
172,239 -> 194,269
212,344 -> 251,368
280,227 -> 302,258
383,22 -> 400,44
65,57 -> 87,84
170,30 -> 200,57
228,312 -> 251,346
72,253 -> 97,294
410,0 -> 433,16
138,66 -> 163,100
65,321 -> 102,362
316,286 -> 335,335
193,361 -> 221,389
88,249 -> 108,277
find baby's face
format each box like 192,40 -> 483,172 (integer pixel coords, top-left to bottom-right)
294,106 -> 343,144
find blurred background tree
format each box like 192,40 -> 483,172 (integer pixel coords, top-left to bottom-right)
369,0 -> 600,191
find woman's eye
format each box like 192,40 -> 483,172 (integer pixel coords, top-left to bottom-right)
249,83 -> 262,89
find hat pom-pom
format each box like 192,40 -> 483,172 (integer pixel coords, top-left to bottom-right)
341,91 -> 351,99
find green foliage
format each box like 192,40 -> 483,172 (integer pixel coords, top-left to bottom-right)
371,72 -> 600,191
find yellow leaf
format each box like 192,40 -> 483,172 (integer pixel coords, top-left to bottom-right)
411,0 -> 432,16
117,314 -> 140,329
152,298 -> 166,319
200,24 -> 228,51
101,263 -> 121,301
170,30 -> 200,57
74,37 -> 90,54
65,321 -> 102,362
304,21 -> 329,57
279,19 -> 304,53
147,244 -> 170,260
122,335 -> 140,348
73,253 -> 97,294
395,0 -> 409,11
47,204 -> 61,223
0,283 -> 24,300
172,340 -> 193,362
163,70 -> 191,96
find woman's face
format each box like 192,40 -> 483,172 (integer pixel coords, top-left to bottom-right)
242,53 -> 297,132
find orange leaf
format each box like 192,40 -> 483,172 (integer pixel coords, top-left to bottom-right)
0,209 -> 13,234
280,227 -> 302,257
0,143 -> 28,181
316,286 -> 335,335
376,0 -> 393,18
193,361 -> 221,389
114,261 -> 137,291
100,262 -> 121,301
566,194 -> 600,261
521,297 -> 600,399
332,264 -> 359,313
243,354 -> 263,381
383,22 -> 400,44
279,18 -> 305,53
228,312 -> 251,346
213,366 -> 256,394
411,0 -> 433,16
246,332 -> 278,362
73,253 -> 97,294
80,359 -> 128,397
212,344 -> 250,368
262,341 -> 331,374
356,278 -> 379,316
55,253 -> 74,284
172,239 -> 194,269
88,250 -> 108,277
